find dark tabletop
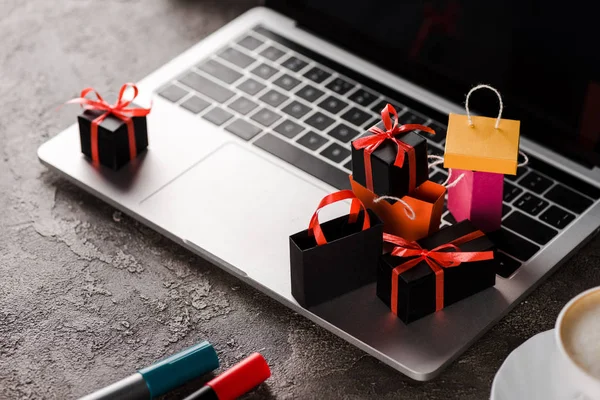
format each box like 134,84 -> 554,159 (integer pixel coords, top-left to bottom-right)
1,1 -> 600,399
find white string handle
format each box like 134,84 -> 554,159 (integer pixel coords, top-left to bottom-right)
465,84 -> 504,129
428,155 -> 445,169
374,196 -> 416,220
518,150 -> 529,167
443,168 -> 465,188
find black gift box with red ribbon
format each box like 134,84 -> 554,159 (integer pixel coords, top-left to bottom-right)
289,191 -> 384,308
78,108 -> 148,170
376,220 -> 497,324
351,104 -> 432,198
67,84 -> 151,171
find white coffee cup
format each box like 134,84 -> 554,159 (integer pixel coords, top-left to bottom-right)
555,286 -> 600,399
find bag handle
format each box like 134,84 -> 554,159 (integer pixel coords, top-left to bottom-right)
465,84 -> 503,129
308,190 -> 371,246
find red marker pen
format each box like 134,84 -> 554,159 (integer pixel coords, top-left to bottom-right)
183,353 -> 271,400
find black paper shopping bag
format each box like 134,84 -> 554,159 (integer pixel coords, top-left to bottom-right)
289,190 -> 384,308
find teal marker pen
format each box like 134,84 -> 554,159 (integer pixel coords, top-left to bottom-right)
79,341 -> 219,400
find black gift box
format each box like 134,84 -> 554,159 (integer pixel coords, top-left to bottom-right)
351,122 -> 429,198
376,220 -> 496,323
78,108 -> 148,170
290,209 -> 384,308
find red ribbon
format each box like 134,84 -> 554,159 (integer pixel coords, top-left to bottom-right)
383,231 -> 494,314
67,83 -> 151,165
308,190 -> 370,246
352,104 -> 435,193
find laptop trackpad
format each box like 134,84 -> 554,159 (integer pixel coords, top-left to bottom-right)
138,142 -> 334,296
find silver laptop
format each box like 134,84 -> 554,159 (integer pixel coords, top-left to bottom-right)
38,2 -> 600,381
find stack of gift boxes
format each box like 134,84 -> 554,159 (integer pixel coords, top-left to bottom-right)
291,89 -> 521,323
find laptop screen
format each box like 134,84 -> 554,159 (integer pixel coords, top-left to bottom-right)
269,0 -> 600,167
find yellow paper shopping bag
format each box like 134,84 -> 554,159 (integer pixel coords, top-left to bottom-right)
444,85 -> 520,175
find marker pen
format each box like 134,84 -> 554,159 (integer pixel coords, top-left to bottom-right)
183,353 -> 271,400
79,341 -> 219,400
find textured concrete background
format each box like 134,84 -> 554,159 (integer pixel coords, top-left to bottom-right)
1,1 -> 600,399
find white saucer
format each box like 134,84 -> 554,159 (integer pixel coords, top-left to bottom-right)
491,329 -> 590,400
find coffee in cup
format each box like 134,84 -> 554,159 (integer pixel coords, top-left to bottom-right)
556,286 -> 600,399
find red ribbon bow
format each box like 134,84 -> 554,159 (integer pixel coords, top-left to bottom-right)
67,83 -> 151,165
383,231 -> 494,314
352,104 -> 435,193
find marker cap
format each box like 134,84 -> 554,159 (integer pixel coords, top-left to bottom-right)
208,353 -> 271,400
138,341 -> 219,397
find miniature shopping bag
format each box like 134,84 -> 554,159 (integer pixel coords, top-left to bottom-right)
289,190 -> 384,308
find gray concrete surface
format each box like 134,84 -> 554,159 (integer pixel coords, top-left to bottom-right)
1,1 -> 599,399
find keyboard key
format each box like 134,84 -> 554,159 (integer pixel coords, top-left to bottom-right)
304,66 -> 331,83
344,160 -> 352,171
503,204 -> 512,216
540,206 -> 576,229
282,100 -> 312,119
503,211 -> 558,245
544,184 -> 593,214
228,96 -> 259,115
431,171 -> 448,185
349,88 -> 378,107
259,89 -> 289,107
273,74 -> 301,91
180,95 -> 210,114
321,143 -> 350,163
443,212 -> 457,225
423,121 -> 447,143
519,171 -> 553,194
296,84 -> 325,102
503,181 -> 523,203
158,84 -> 188,102
526,155 -> 600,199
237,35 -> 263,50
178,71 -> 234,103
326,123 -> 359,143
305,112 -> 335,131
341,107 -> 372,127
297,131 -> 328,151
505,166 -> 529,182
370,99 -> 404,114
514,193 -> 549,216
251,63 -> 279,80
281,56 -> 308,72
487,228 -> 541,261
260,45 -> 286,61
428,146 -> 443,157
218,47 -> 256,68
399,110 -> 427,125
198,59 -> 243,84
326,77 -> 355,95
363,116 -> 380,129
317,96 -> 349,114
495,252 -> 522,278
236,78 -> 266,96
250,107 -> 281,127
202,107 -> 233,126
273,119 -> 304,139
254,133 -> 350,189
225,119 -> 262,140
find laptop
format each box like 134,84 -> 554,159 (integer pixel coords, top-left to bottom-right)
38,1 -> 600,381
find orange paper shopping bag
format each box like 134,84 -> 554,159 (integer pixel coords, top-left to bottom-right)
350,176 -> 446,242
444,85 -> 520,175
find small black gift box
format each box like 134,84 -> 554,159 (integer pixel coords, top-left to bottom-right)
289,190 -> 384,308
377,220 -> 496,323
78,108 -> 148,170
351,105 -> 431,198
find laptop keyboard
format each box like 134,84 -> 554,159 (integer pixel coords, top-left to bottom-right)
156,25 -> 600,279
